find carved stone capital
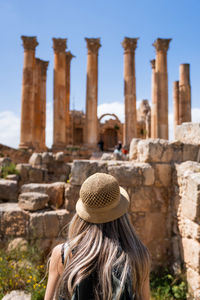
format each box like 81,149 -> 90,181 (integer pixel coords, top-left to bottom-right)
150,59 -> 156,69
153,38 -> 172,52
122,37 -> 139,52
66,51 -> 75,64
53,38 -> 67,53
40,60 -> 49,77
21,36 -> 38,51
85,38 -> 101,54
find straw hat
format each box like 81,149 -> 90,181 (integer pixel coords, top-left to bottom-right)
76,173 -> 130,223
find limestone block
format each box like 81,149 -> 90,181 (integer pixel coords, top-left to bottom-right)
155,164 -> 172,187
7,238 -> 28,252
0,179 -> 18,201
108,162 -> 143,186
2,290 -> 31,300
129,138 -> 141,160
28,167 -> 43,183
175,122 -> 200,145
16,164 -> 31,182
29,153 -> 42,167
182,144 -> 199,162
56,209 -> 74,237
43,211 -> 60,238
18,192 -> 49,211
137,139 -> 170,163
0,157 -> 12,167
6,174 -> 19,181
29,212 -> 44,238
65,183 -> 80,211
130,186 -> 169,213
176,161 -> 200,178
0,203 -> 29,238
182,238 -> 200,271
140,163 -> 155,186
100,153 -> 114,160
178,215 -> 200,241
70,160 -> 108,186
55,151 -> 64,162
21,182 -> 65,208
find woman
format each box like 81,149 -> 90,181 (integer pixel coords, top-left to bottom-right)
44,173 -> 151,300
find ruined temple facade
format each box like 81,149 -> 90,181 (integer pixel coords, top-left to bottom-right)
19,36 -> 191,152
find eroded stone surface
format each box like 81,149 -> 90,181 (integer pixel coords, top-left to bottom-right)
0,179 -> 18,201
2,290 -> 31,300
18,192 -> 49,211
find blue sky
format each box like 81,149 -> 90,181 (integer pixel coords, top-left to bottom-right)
0,0 -> 200,147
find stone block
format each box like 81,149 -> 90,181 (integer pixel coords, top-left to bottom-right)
0,157 -> 12,167
0,179 -> 18,201
41,152 -> 54,165
43,211 -> 60,238
70,160 -> 108,186
0,203 -> 29,238
2,290 -> 31,300
29,212 -> 44,238
21,182 -> 65,208
155,164 -> 172,187
7,238 -> 28,252
130,186 -> 169,213
65,183 -> 80,211
55,151 -> 64,162
108,162 -> 143,186
182,238 -> 200,271
28,167 -> 43,183
6,174 -> 19,181
56,209 -> 74,237
178,216 -> 200,241
140,163 -> 155,186
176,161 -> 200,178
18,192 -> 49,211
100,153 -> 114,160
137,139 -> 169,163
29,153 -> 42,166
129,138 -> 141,160
175,122 -> 200,145
16,164 -> 31,183
182,144 -> 199,162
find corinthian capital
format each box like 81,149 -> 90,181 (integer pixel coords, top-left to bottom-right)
85,38 -> 101,54
21,36 -> 38,51
66,51 -> 75,63
122,37 -> 139,52
153,38 -> 172,52
40,60 -> 49,77
53,38 -> 67,53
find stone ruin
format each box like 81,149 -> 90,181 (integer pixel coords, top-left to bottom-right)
0,123 -> 200,299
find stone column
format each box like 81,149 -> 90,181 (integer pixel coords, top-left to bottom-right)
52,38 -> 67,149
173,81 -> 180,134
150,59 -> 157,138
32,58 -> 42,150
122,37 -> 138,146
179,64 -> 191,124
153,38 -> 171,139
65,51 -> 75,144
40,60 -> 49,150
85,38 -> 101,148
19,36 -> 38,149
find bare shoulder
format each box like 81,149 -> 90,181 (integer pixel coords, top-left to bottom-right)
49,244 -> 64,275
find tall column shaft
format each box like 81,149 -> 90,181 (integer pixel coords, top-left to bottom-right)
19,36 -> 38,149
32,58 -> 42,150
65,51 -> 74,145
179,64 -> 191,123
153,38 -> 171,140
85,38 -> 101,147
122,37 -> 138,146
150,59 -> 158,138
53,38 -> 67,149
173,81 -> 180,134
40,60 -> 49,150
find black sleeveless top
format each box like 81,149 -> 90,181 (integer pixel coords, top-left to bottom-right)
59,243 -> 135,300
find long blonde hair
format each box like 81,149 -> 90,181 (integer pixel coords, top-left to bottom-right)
57,213 -> 150,300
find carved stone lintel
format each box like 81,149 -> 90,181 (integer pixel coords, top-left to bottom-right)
21,36 -> 38,51
53,38 -> 67,53
66,51 -> 75,63
150,59 -> 156,69
122,37 -> 139,52
40,60 -> 49,77
85,38 -> 101,54
153,38 -> 172,52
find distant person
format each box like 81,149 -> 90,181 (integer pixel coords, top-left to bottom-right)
44,173 -> 151,300
117,141 -> 122,151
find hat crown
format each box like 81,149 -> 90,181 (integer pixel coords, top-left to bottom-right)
80,173 -> 120,208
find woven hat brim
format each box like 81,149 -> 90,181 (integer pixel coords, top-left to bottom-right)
76,187 -> 130,224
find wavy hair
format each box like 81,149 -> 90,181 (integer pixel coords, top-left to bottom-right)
56,213 -> 150,300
